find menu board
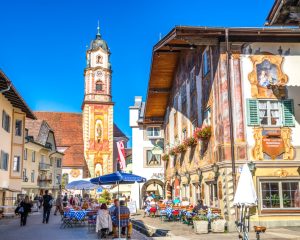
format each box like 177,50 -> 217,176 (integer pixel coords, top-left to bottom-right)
127,201 -> 137,214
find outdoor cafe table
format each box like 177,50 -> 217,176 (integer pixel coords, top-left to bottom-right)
64,209 -> 88,223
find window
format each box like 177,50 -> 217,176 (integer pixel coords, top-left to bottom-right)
13,156 -> 20,172
15,120 -> 22,136
22,168 -> 27,181
190,93 -> 197,119
181,84 -> 187,115
56,158 -> 62,168
31,170 -> 35,182
24,148 -> 27,160
261,180 -> 300,209
96,81 -> 103,91
189,69 -> 196,94
259,100 -> 281,126
32,151 -> 35,162
203,108 -> 211,126
56,174 -> 61,185
41,155 -> 45,163
146,150 -> 161,166
0,151 -> 9,171
208,182 -> 218,207
182,129 -> 187,140
146,127 -> 160,138
247,99 -> 295,127
2,110 -> 11,132
202,48 -> 211,77
96,55 -> 103,64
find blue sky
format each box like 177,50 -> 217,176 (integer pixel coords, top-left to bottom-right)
0,0 -> 274,144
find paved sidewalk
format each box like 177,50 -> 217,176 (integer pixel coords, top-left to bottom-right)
0,211 -> 150,240
131,212 -> 300,240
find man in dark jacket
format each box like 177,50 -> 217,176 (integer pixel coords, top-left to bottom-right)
42,190 -> 53,223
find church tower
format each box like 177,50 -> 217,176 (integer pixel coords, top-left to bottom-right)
82,24 -> 114,177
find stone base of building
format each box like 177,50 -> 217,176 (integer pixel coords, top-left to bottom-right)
227,219 -> 300,232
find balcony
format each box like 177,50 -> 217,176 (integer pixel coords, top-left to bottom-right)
38,181 -> 51,188
39,163 -> 50,171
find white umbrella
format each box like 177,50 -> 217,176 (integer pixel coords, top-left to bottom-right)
234,163 -> 257,206
234,163 -> 257,240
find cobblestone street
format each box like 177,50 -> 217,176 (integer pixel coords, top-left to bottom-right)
0,211 -> 151,240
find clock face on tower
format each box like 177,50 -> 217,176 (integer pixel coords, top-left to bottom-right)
95,70 -> 103,79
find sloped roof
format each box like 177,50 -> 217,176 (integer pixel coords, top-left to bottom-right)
34,111 -> 128,168
0,70 -> 35,119
34,112 -> 84,167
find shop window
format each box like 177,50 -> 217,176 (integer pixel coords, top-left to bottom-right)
146,150 -> 161,166
208,182 -> 218,207
247,99 -> 294,127
261,180 -> 300,209
146,127 -> 160,138
2,110 -> 11,133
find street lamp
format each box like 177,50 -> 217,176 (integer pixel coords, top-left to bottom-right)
212,163 -> 219,180
185,172 -> 190,184
247,161 -> 256,176
196,168 -> 203,183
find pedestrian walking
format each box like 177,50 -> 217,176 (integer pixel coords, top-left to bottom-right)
42,190 -> 53,223
54,194 -> 63,215
63,193 -> 68,207
19,195 -> 32,226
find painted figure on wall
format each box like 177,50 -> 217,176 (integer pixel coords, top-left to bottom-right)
257,60 -> 278,87
95,119 -> 103,142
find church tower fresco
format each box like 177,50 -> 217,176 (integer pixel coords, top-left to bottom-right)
82,24 -> 114,177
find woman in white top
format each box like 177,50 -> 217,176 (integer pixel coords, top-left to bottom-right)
96,203 -> 112,234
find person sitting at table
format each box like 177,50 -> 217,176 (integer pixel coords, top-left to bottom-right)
96,203 -> 112,238
112,200 -> 132,238
143,200 -> 151,217
81,200 -> 89,210
181,197 -> 190,207
193,199 -> 207,213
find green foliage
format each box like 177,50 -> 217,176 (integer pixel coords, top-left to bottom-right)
193,215 -> 208,221
98,190 -> 111,204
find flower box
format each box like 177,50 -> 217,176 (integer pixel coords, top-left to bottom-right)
162,154 -> 169,161
183,137 -> 197,147
194,126 -> 212,141
169,148 -> 176,156
211,219 -> 226,233
193,220 -> 208,234
174,144 -> 187,154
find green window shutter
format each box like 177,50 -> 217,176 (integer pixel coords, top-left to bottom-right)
246,99 -> 259,126
282,99 -> 295,127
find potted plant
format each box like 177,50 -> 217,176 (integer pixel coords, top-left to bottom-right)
183,137 -> 197,147
194,126 -> 212,141
193,215 -> 209,234
174,144 -> 187,154
211,215 -> 226,233
162,154 -> 169,161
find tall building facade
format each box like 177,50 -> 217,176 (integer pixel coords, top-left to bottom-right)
82,26 -> 114,177
144,26 -> 300,230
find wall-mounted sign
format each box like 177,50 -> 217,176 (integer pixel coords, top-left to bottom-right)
262,137 -> 284,159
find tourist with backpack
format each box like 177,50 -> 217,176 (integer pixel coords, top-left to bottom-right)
42,190 -> 53,223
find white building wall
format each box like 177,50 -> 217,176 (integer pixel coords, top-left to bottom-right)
240,43 -> 300,154
130,98 -> 164,209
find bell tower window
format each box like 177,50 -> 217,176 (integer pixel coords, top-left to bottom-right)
96,81 -> 103,92
96,55 -> 103,64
